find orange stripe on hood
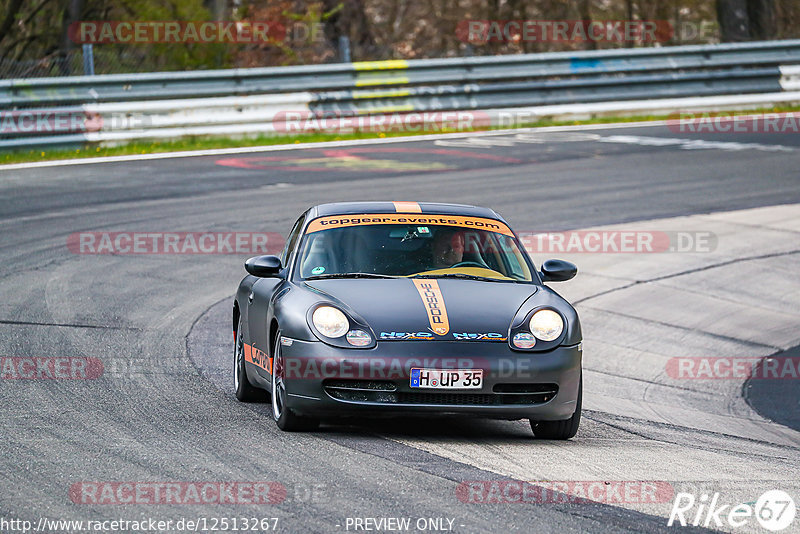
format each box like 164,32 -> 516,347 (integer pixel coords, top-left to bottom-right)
413,279 -> 449,336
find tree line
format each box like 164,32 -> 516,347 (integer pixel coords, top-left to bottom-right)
0,0 -> 796,75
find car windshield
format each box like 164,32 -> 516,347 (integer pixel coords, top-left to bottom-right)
295,215 -> 534,282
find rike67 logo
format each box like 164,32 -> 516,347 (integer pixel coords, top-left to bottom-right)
668,490 -> 796,531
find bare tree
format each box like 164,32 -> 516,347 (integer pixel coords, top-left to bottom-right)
717,0 -> 776,41
748,0 -> 776,40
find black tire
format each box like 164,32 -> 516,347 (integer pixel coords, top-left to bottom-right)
530,376 -> 581,440
234,315 -> 265,402
271,330 -> 319,431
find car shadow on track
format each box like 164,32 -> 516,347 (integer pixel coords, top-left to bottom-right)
316,416 -> 536,440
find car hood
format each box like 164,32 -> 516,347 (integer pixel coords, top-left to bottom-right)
303,278 -> 538,341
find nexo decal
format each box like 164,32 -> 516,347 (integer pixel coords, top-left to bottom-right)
380,332 -> 436,340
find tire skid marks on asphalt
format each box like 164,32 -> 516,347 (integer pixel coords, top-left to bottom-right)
435,132 -> 795,152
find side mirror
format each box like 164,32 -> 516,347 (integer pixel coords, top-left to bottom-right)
245,255 -> 282,277
540,259 -> 577,282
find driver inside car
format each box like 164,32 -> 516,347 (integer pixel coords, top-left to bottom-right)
430,229 -> 465,269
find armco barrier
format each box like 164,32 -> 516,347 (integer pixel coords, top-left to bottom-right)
3,40 -> 800,150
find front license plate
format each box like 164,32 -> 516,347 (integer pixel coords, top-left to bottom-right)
410,368 -> 483,389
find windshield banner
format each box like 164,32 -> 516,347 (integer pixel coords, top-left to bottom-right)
305,214 -> 514,236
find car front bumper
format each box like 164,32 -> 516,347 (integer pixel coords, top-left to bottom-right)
277,338 -> 582,421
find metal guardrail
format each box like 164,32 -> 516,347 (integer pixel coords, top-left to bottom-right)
3,40 -> 800,108
3,40 -> 800,150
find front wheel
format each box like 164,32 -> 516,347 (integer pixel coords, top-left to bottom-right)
271,331 -> 319,431
530,375 -> 581,440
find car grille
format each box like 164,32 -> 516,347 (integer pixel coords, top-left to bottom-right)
324,379 -> 397,392
398,392 -> 496,405
323,380 -> 557,405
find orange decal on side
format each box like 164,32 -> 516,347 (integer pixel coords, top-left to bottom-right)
305,213 -> 513,236
243,343 -> 271,372
393,201 -> 422,213
413,279 -> 450,336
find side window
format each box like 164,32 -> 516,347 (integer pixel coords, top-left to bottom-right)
280,216 -> 305,266
497,235 -> 529,279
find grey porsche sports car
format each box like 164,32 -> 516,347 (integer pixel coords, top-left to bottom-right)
233,201 -> 582,439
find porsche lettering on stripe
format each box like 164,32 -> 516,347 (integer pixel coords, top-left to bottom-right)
244,343 -> 272,373
392,201 -> 422,213
413,279 -> 449,336
305,214 -> 513,236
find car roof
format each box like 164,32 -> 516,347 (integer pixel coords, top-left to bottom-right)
309,201 -> 504,221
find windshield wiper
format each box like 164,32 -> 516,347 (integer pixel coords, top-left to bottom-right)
305,272 -> 399,280
409,273 -> 516,282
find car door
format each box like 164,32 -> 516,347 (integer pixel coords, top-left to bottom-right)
247,214 -> 306,380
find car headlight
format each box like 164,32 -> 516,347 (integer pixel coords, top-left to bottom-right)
529,309 -> 563,342
312,306 -> 349,338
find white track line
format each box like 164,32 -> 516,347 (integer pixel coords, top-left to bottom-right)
0,120 -> 668,171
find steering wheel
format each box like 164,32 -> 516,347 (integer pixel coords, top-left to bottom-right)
450,261 -> 486,268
